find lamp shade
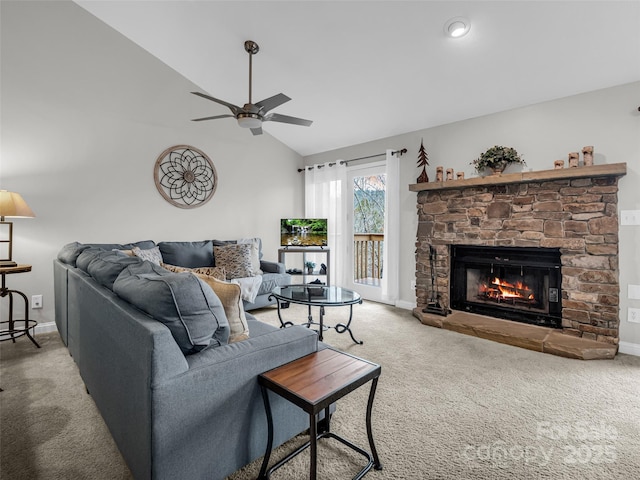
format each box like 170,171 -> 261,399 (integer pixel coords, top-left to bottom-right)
0,190 -> 36,219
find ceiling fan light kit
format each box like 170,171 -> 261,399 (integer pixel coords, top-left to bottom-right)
191,40 -> 312,135
444,17 -> 470,38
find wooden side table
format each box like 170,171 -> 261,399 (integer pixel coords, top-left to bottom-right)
258,348 -> 382,480
0,264 -> 40,348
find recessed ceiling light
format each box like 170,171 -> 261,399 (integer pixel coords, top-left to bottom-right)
444,17 -> 471,38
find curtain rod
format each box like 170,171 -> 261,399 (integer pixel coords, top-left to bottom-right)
297,148 -> 407,172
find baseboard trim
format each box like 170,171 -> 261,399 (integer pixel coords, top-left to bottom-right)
618,341 -> 640,357
35,322 -> 58,334
395,300 -> 416,310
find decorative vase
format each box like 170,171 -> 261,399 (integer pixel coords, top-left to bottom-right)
489,162 -> 508,175
306,267 -> 313,274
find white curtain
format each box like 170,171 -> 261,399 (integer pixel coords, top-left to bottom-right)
305,161 -> 348,286
381,149 -> 400,303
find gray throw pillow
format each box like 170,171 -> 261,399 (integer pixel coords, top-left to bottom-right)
86,251 -> 142,290
113,261 -> 230,355
158,241 -> 214,268
57,242 -> 91,266
75,248 -> 104,272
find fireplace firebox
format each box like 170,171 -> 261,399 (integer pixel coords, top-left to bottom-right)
450,245 -> 562,328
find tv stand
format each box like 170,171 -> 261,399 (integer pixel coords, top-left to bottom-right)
279,247 -> 330,286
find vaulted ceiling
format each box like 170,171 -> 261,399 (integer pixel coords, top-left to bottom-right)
75,1 -> 640,157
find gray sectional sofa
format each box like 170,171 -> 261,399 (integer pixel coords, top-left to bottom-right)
53,240 -> 318,480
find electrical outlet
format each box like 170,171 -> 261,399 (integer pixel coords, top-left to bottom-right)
410,280 -> 416,290
32,295 -> 43,309
629,308 -> 640,324
628,284 -> 640,300
620,210 -> 640,226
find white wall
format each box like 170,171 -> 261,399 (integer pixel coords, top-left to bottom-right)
304,82 -> 640,353
0,1 -> 305,329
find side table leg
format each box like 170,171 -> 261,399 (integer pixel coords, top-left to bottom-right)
309,413 -> 318,480
258,386 -> 274,480
366,377 -> 383,470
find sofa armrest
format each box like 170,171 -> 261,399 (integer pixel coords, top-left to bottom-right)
260,260 -> 286,274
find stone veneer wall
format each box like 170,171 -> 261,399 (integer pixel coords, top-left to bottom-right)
415,176 -> 622,345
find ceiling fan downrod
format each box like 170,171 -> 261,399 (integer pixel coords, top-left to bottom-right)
244,40 -> 259,105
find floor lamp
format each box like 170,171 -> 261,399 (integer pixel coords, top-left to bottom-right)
0,190 -> 36,267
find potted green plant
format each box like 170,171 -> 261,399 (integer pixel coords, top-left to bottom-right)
471,145 -> 525,176
304,261 -> 316,274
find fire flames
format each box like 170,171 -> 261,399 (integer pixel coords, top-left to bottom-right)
479,277 -> 535,302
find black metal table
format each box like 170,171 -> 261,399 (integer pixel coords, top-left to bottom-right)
0,264 -> 40,348
258,348 -> 382,480
269,285 -> 363,344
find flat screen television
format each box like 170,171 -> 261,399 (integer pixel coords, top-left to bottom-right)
280,218 -> 328,247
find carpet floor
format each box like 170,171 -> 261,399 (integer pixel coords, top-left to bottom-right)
1,301 -> 639,479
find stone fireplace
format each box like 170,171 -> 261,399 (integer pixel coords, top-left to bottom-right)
411,163 -> 627,347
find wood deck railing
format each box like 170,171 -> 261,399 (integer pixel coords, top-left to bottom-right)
353,233 -> 384,283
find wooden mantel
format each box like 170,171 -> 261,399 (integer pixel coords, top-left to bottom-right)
409,162 -> 627,192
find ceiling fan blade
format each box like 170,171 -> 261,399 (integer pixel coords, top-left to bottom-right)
255,93 -> 291,113
191,114 -> 235,122
250,126 -> 263,136
264,112 -> 313,127
191,92 -> 242,114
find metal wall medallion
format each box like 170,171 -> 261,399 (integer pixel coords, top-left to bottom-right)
154,145 -> 217,209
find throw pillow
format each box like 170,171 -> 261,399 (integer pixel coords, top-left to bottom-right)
132,246 -> 163,265
75,248 -> 104,272
87,251 -> 142,290
238,237 -> 263,259
113,261 -> 230,355
195,273 -> 249,343
158,241 -> 214,268
237,238 -> 263,275
57,242 -> 91,267
161,263 -> 226,281
214,244 -> 255,280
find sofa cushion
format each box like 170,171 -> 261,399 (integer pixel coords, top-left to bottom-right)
76,248 -> 104,272
214,244 -> 255,280
87,240 -> 156,251
87,251 -> 142,290
57,242 -> 91,267
194,273 -> 249,343
158,241 -> 214,268
113,261 -> 230,355
132,246 -> 163,265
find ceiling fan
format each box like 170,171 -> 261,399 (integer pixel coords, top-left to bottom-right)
191,40 -> 313,136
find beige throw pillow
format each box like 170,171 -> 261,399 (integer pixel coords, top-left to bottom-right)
213,244 -> 254,280
161,263 -> 226,281
195,273 -> 249,343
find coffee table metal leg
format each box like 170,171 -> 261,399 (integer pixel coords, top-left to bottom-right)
269,295 -> 293,329
334,303 -> 364,345
318,306 -> 325,341
366,377 -> 383,470
258,386 -> 274,480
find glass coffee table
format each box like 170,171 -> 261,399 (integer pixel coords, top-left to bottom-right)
269,285 -> 363,344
